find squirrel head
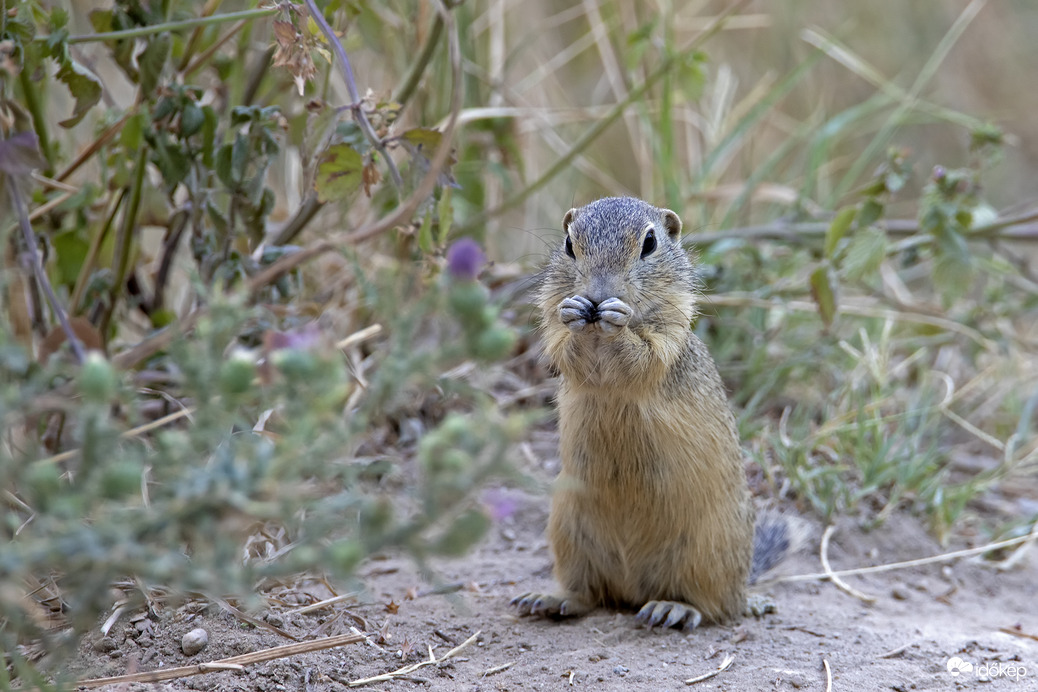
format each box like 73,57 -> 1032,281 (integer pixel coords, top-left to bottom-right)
539,196 -> 700,330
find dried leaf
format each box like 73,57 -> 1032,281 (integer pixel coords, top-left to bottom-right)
361,158 -> 381,197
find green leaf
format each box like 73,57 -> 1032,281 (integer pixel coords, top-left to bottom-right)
179,103 -> 204,138
857,198 -> 883,228
49,7 -> 69,30
89,9 -> 113,33
314,143 -> 364,203
932,251 -> 972,306
120,112 -> 147,151
436,187 -> 453,246
824,206 -> 856,259
51,231 -> 90,285
231,133 -> 249,184
809,264 -> 838,328
152,140 -> 191,187
842,226 -> 887,282
201,106 -> 218,168
56,59 -> 102,128
215,143 -> 234,188
139,33 -> 171,96
402,127 -> 442,150
417,209 -> 433,254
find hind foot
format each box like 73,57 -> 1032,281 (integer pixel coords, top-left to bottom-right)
511,592 -> 593,619
635,600 -> 703,630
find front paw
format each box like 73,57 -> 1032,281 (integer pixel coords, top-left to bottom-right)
559,295 -> 595,329
597,297 -> 632,332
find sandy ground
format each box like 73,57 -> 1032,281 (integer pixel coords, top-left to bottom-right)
65,432 -> 1037,692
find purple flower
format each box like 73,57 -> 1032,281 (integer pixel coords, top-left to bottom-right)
446,238 -> 486,281
482,487 -> 519,522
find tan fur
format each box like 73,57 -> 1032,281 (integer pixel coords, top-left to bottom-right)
528,197 -> 754,624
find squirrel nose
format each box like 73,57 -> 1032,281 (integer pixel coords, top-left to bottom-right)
584,278 -> 620,306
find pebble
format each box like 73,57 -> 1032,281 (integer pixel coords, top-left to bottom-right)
181,627 -> 209,656
612,665 -> 629,677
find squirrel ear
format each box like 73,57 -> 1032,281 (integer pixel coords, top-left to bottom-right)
661,209 -> 682,239
562,209 -> 576,232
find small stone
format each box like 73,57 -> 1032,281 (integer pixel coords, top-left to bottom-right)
612,665 -> 628,677
181,628 -> 209,656
93,637 -> 119,654
891,585 -> 909,601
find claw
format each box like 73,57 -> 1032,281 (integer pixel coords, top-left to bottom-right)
635,600 -> 703,630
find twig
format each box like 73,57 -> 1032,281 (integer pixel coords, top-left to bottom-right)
302,0 -> 402,193
68,8 -> 277,43
878,641 -> 915,658
336,324 -> 383,350
55,112 -> 130,183
270,193 -> 323,247
823,659 -> 833,692
77,632 -> 365,688
684,654 -> 734,685
209,594 -> 299,641
7,179 -> 85,363
348,630 -> 481,687
287,593 -> 358,615
819,525 -> 877,604
183,20 -> 249,77
481,661 -> 515,677
998,626 -> 1038,642
35,405 -> 198,467
775,530 -> 1036,583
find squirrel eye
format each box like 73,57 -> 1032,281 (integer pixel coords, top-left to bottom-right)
640,229 -> 657,258
565,235 -> 575,259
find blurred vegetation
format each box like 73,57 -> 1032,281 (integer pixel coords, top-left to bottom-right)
1,0 -> 1037,683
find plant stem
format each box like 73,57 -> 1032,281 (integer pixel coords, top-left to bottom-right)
456,0 -> 751,234
100,147 -> 148,337
302,0 -> 403,193
392,14 -> 444,108
67,8 -> 276,44
271,194 -> 324,246
70,189 -> 126,314
7,180 -> 84,363
18,69 -> 54,175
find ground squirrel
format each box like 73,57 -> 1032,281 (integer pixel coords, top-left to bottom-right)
512,197 -> 796,629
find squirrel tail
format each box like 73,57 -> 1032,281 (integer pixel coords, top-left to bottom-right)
748,511 -> 807,585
